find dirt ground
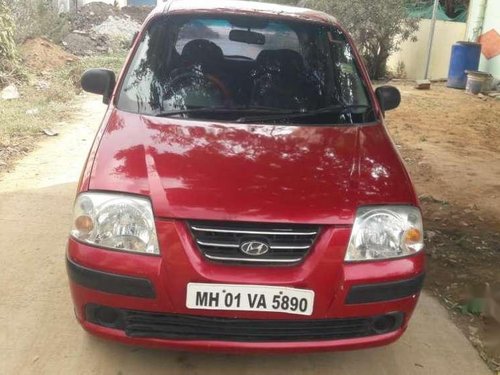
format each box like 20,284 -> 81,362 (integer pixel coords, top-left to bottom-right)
0,94 -> 492,375
386,81 -> 500,371
387,82 -> 500,219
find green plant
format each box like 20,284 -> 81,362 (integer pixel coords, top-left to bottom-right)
0,0 -> 20,86
0,2 -> 16,61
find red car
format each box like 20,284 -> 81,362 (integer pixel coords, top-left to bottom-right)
67,0 -> 425,353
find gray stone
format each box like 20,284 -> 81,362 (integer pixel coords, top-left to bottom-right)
1,84 -> 20,100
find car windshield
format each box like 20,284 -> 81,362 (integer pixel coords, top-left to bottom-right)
117,15 -> 374,124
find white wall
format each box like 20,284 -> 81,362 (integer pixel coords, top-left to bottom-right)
467,0 -> 500,79
387,19 -> 466,80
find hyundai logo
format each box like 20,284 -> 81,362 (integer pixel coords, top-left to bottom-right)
240,241 -> 270,256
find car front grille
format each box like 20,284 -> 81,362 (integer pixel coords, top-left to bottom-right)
188,221 -> 320,264
85,304 -> 403,342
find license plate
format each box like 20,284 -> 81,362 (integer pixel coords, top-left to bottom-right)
186,283 -> 314,316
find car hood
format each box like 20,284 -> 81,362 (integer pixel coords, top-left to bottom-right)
88,110 -> 417,225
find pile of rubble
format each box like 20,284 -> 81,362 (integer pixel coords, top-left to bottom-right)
20,37 -> 77,72
61,3 -> 152,56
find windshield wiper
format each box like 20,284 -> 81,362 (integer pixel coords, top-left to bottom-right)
154,106 -> 286,118
235,104 -> 371,123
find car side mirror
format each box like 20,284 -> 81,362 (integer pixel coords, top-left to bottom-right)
375,86 -> 401,113
81,68 -> 116,105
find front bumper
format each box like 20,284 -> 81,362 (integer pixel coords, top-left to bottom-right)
66,220 -> 425,353
78,316 -> 407,353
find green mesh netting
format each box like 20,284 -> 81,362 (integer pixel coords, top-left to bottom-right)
407,3 -> 467,23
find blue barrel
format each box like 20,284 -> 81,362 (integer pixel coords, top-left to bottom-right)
447,42 -> 482,89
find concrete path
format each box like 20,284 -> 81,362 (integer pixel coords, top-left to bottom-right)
0,95 -> 491,375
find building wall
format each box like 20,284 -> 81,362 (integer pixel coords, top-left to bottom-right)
466,0 -> 500,79
387,19 -> 466,80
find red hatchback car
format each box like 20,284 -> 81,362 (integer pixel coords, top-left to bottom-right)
67,0 -> 425,353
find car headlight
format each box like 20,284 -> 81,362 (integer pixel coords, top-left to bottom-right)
70,192 -> 159,255
345,206 -> 423,261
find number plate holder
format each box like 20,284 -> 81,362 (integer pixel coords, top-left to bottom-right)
186,283 -> 314,316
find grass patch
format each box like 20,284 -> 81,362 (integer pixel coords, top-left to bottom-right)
0,51 -> 127,166
1,90 -> 72,137
59,52 -> 128,94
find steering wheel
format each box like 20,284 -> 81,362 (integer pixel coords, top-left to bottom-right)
250,67 -> 320,109
164,69 -> 231,104
251,74 -> 302,108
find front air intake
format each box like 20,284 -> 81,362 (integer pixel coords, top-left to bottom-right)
188,221 -> 320,265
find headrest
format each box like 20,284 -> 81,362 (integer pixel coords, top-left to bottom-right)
256,49 -> 304,71
181,39 -> 224,65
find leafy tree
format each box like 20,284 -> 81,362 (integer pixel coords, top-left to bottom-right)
300,0 -> 419,78
253,0 -> 418,79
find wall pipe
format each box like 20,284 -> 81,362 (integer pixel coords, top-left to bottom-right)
471,0 -> 488,42
423,0 -> 440,79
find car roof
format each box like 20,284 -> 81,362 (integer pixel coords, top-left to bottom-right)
150,0 -> 338,26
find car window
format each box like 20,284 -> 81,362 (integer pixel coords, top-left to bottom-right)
117,15 -> 373,124
176,19 -> 300,60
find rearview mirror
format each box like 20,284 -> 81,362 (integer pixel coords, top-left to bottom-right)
229,29 -> 265,45
81,68 -> 116,104
375,85 -> 401,113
